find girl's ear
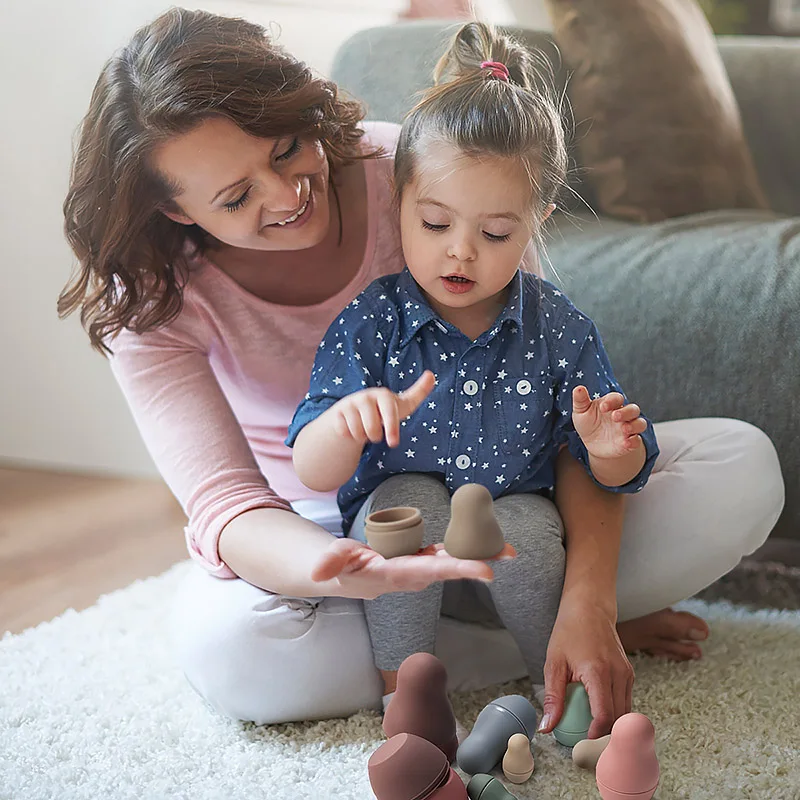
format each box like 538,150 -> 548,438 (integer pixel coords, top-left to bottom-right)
541,203 -> 556,223
160,206 -> 195,226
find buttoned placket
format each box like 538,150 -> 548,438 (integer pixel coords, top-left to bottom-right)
446,338 -> 488,491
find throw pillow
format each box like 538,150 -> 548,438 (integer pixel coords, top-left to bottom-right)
543,0 -> 769,221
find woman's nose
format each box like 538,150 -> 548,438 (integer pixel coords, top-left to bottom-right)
264,174 -> 302,214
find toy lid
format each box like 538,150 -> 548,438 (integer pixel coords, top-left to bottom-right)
595,714 -> 659,794
556,683 -> 592,733
368,733 -> 450,800
490,695 -> 538,738
466,774 -> 493,800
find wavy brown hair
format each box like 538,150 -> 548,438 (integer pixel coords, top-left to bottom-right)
60,7 -> 371,353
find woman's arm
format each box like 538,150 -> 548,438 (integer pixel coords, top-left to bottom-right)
538,446 -> 634,739
554,445 -> 623,617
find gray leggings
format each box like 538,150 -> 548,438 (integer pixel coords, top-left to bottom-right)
349,473 -> 566,684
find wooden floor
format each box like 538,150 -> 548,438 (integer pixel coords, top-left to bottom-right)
0,465 -> 189,635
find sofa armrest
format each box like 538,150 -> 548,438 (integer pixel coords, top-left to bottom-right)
718,37 -> 800,217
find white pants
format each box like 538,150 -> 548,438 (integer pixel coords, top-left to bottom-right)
169,419 -> 785,724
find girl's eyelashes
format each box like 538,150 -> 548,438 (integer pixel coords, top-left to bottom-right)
484,231 -> 512,242
422,219 -> 512,242
276,137 -> 301,161
224,187 -> 251,213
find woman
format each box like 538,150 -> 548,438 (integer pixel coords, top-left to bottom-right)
60,8 -> 784,733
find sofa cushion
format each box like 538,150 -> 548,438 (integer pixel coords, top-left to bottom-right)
546,209 -> 798,539
543,0 -> 769,222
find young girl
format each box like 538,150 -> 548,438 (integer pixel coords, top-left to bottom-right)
287,22 -> 659,708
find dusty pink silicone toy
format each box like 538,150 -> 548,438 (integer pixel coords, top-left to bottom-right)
383,652 -> 459,763
595,713 -> 659,800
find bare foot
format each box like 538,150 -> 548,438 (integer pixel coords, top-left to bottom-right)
617,608 -> 709,661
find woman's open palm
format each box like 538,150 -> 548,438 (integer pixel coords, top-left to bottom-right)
312,537 -> 516,600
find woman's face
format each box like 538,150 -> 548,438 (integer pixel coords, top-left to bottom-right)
154,116 -> 331,252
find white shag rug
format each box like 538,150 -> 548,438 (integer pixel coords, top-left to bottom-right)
2,561 -> 800,800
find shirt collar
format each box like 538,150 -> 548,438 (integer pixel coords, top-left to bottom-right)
396,267 -> 526,349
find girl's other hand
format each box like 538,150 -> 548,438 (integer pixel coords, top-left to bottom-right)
331,370 -> 435,448
571,386 -> 647,460
310,537 -> 516,600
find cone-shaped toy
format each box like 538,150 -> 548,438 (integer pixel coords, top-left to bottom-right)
444,484 -> 505,560
595,713 -> 659,800
383,653 -> 458,763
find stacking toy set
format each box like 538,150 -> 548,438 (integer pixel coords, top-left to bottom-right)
364,483 -> 507,560
364,491 -> 660,799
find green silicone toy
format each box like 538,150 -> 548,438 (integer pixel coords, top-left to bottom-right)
466,774 -> 519,800
552,682 -> 593,747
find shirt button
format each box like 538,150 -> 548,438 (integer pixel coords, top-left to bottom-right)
463,380 -> 479,396
455,454 -> 471,470
516,379 -> 532,395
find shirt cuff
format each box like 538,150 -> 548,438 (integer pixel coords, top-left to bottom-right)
185,494 -> 295,579
285,396 -> 339,447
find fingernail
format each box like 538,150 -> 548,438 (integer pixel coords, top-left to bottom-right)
689,629 -> 707,640
537,714 -> 551,733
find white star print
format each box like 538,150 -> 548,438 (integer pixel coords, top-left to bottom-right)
558,358 -> 568,368
405,449 -> 415,458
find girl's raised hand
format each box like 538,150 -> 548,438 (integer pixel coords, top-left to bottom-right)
331,370 -> 435,448
571,386 -> 647,460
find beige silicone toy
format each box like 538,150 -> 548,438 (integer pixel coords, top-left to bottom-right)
365,507 -> 425,558
444,484 -> 505,560
572,734 -> 611,770
501,733 -> 534,784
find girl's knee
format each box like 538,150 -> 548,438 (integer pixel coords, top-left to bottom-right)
492,493 -> 564,551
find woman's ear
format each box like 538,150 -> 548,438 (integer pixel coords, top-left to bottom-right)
160,206 -> 195,226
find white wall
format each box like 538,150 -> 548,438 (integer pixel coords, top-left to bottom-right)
0,0 -> 548,478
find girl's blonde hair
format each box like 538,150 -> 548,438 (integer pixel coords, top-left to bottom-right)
394,22 -> 568,240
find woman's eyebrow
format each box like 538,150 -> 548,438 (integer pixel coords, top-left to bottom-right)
417,197 -> 521,223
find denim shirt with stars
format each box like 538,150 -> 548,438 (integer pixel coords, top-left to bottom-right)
286,267 -> 659,533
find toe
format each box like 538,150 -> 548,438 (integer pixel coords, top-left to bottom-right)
647,640 -> 703,661
668,610 -> 709,641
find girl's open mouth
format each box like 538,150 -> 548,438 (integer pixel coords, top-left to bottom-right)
441,274 -> 475,294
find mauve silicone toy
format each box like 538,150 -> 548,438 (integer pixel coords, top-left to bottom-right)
444,484 -> 505,560
457,695 -> 537,775
595,713 -> 660,800
368,733 -> 468,800
383,653 -> 459,763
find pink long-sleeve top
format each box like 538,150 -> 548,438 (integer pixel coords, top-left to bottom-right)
109,122 -> 403,578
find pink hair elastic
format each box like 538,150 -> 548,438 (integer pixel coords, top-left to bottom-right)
480,60 -> 510,82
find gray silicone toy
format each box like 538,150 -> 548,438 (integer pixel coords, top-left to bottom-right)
457,695 -> 538,775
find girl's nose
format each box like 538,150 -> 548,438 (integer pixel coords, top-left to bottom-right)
447,236 -> 477,262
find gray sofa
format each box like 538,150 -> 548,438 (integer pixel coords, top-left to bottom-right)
331,22 -> 799,546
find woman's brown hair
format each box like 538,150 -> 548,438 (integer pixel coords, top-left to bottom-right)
60,7 -> 370,353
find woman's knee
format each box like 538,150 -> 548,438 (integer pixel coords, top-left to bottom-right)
718,419 -> 785,555
169,568 -> 382,724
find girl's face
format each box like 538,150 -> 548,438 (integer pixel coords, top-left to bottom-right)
399,142 -> 545,322
154,116 -> 331,252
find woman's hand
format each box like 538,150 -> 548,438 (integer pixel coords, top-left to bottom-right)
331,370 -> 435,448
571,387 -> 646,460
537,599 -> 634,739
311,537 -> 516,600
